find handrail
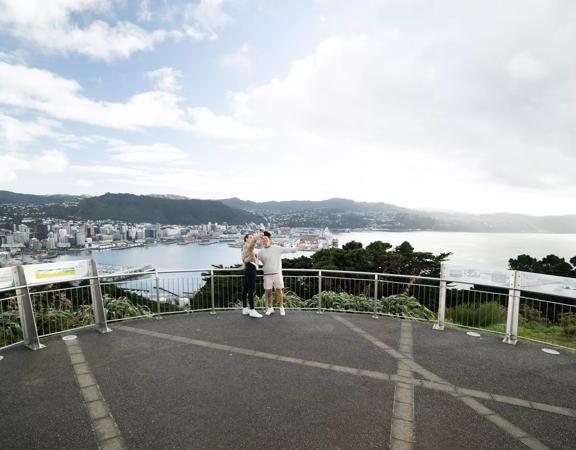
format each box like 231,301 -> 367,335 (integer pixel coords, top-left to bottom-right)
2,262 -> 575,352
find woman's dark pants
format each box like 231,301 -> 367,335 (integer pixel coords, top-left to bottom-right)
242,263 -> 257,309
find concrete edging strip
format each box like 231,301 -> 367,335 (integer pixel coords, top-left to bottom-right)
64,338 -> 126,450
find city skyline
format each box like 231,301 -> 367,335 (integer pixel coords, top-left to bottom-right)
1,1 -> 575,216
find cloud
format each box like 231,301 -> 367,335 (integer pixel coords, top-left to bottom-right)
35,149 -> 70,172
76,179 -> 95,188
221,19 -> 576,196
220,43 -> 252,73
185,0 -> 232,40
0,62 -> 192,131
0,0 -> 173,62
0,154 -> 29,182
146,67 -> 183,92
106,143 -> 188,163
507,52 -> 549,83
72,165 -> 144,177
187,107 -> 274,140
137,0 -> 152,23
0,149 -> 69,182
0,114 -> 60,148
182,25 -> 205,41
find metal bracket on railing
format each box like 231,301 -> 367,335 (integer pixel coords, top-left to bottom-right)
372,274 -> 379,319
14,265 -> 45,350
154,269 -> 163,320
433,263 -> 447,331
317,270 -> 323,314
210,269 -> 216,315
503,271 -> 521,345
89,260 -> 112,334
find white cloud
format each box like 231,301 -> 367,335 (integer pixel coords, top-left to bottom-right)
72,165 -> 144,177
0,62 -> 274,139
0,114 -> 60,148
0,62 -> 192,131
0,154 -> 29,182
0,0 -> 172,62
146,67 -> 183,92
187,107 -> 274,140
220,43 -> 252,73
76,179 -> 95,188
507,52 -> 549,83
0,149 -> 69,182
137,0 -> 152,22
217,21 -> 576,206
182,25 -> 205,41
185,0 -> 232,40
35,149 -> 70,172
106,143 -> 188,163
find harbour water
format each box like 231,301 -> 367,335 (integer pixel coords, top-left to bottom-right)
54,232 -> 576,271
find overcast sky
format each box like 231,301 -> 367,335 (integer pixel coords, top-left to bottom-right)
0,0 -> 575,216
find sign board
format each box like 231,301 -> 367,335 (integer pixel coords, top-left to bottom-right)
0,267 -> 16,289
22,260 -> 90,285
518,271 -> 576,299
443,264 -> 514,289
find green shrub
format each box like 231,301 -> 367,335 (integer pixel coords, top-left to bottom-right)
559,312 -> 576,336
381,294 -> 436,320
0,311 -> 23,345
303,291 -> 374,312
104,296 -> 152,320
447,301 -> 505,327
302,291 -> 436,320
37,308 -> 78,333
519,304 -> 548,326
235,290 -> 304,309
75,305 -> 95,326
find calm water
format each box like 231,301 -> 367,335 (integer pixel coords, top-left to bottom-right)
56,232 -> 576,271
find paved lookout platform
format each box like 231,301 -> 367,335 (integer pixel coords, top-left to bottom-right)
1,312 -> 575,449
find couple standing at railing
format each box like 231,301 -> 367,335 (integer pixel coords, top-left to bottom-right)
240,231 -> 297,318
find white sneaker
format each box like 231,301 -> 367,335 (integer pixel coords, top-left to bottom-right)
249,309 -> 263,318
242,307 -> 250,315
265,307 -> 274,316
280,307 -> 286,317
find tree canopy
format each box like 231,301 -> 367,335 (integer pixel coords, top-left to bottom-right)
509,254 -> 576,278
284,240 -> 451,277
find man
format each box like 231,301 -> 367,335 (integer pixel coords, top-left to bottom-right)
257,231 -> 297,316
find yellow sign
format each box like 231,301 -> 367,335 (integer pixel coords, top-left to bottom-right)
35,267 -> 77,280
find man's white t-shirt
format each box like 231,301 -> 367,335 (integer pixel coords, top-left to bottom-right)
258,245 -> 297,275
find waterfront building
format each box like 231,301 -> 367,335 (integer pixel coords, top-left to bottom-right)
76,232 -> 86,247
46,236 -> 57,250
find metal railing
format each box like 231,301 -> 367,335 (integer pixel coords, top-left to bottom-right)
0,264 -> 575,351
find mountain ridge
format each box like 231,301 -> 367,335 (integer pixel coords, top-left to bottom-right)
2,191 -> 576,232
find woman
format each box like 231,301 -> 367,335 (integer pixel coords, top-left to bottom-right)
240,233 -> 262,318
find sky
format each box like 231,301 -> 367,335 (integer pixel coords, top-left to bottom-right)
0,0 -> 575,216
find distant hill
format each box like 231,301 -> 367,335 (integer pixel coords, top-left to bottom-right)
430,211 -> 576,233
0,190 -> 84,205
44,193 -> 262,225
222,198 -> 576,233
221,197 -> 407,214
2,190 -> 576,231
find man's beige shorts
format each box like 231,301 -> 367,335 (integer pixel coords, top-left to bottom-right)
263,273 -> 284,290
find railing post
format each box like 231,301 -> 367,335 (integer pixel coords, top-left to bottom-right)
210,269 -> 216,315
372,273 -> 379,318
14,265 -> 45,350
89,259 -> 111,334
433,263 -> 447,331
503,271 -> 521,345
317,270 -> 323,314
154,269 -> 162,320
